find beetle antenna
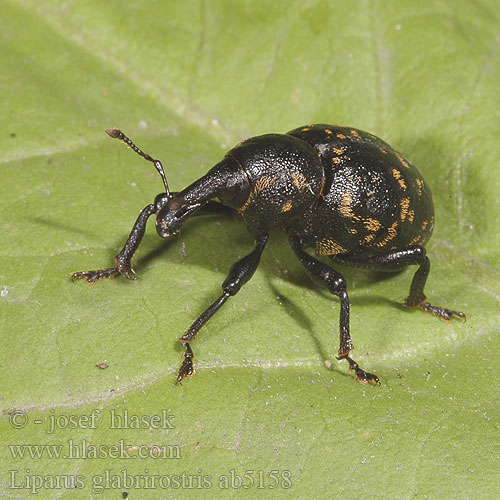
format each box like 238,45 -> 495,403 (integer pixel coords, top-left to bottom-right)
105,128 -> 171,197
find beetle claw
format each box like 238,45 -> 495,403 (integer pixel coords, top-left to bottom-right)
118,266 -> 136,280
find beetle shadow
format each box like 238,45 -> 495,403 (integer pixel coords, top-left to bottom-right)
265,270 -> 406,375
47,207 -> 413,326
134,216 -> 252,270
31,215 -> 111,243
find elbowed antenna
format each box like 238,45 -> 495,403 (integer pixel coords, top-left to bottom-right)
105,128 -> 171,197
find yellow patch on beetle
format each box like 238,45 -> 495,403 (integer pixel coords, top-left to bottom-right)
291,172 -> 307,190
364,233 -> 375,243
392,168 -> 407,190
332,156 -> 342,164
375,221 -> 398,247
350,129 -> 361,139
237,176 -> 276,213
336,133 -> 347,139
379,147 -> 387,154
363,218 -> 382,232
400,198 -> 410,221
409,235 -> 423,245
301,126 -> 311,132
333,147 -> 344,155
421,220 -> 428,231
415,178 -> 423,196
339,191 -> 361,221
325,129 -> 333,135
237,196 -> 251,214
396,152 -> 410,169
316,238 -> 347,255
281,201 -> 293,212
318,176 -> 326,196
254,176 -> 275,192
349,228 -> 358,234
408,210 -> 415,222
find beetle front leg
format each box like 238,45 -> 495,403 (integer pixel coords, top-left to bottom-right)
72,203 -> 157,284
176,233 -> 269,384
289,235 -> 379,385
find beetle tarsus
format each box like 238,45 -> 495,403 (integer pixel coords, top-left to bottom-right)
419,302 -> 466,322
343,356 -> 380,385
176,344 -> 195,384
71,268 -> 120,284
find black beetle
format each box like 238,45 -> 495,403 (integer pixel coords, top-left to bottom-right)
73,124 -> 465,384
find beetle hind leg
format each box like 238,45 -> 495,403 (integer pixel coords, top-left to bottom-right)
402,250 -> 466,321
330,246 -> 466,321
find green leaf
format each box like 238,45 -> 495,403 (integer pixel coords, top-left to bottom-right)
1,1 -> 500,499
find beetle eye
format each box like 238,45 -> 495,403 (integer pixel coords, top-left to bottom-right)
169,198 -> 182,211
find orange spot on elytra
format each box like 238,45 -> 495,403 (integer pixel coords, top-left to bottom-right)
400,198 -> 410,221
316,238 -> 347,255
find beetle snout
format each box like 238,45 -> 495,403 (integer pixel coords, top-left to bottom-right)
156,218 -> 179,238
155,198 -> 183,238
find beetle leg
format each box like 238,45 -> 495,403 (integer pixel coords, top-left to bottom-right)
289,235 -> 379,385
196,200 -> 236,217
72,199 -> 236,284
330,246 -> 466,321
72,203 -> 157,283
176,233 -> 269,384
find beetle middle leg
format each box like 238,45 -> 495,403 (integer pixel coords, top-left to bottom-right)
176,233 -> 269,384
289,234 -> 379,385
330,246 -> 466,321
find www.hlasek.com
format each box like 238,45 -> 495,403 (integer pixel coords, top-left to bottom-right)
9,468 -> 293,494
9,439 -> 180,460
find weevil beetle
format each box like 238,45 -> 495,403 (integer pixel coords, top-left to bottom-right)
72,125 -> 465,384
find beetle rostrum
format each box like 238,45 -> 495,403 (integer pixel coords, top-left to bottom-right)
72,124 -> 466,385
